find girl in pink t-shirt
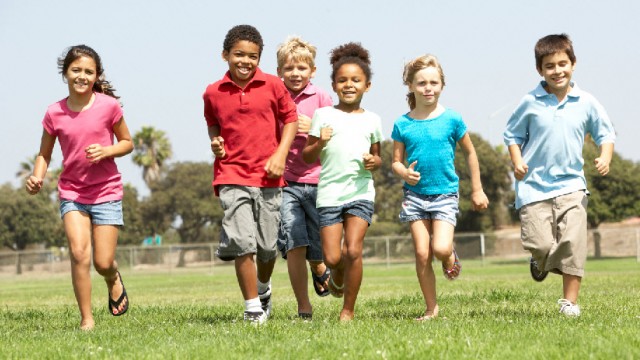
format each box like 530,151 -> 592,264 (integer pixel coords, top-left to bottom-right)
25,45 -> 134,331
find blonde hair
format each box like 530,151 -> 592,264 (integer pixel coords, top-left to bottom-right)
402,54 -> 445,110
276,36 -> 317,69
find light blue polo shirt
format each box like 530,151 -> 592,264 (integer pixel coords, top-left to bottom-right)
503,82 -> 616,209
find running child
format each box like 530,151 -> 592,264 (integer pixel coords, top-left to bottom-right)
503,34 -> 615,317
26,45 -> 133,330
276,36 -> 333,320
203,25 -> 298,324
391,54 -> 489,320
303,42 -> 384,321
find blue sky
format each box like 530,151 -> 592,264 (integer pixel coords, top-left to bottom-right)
1,0 -> 638,196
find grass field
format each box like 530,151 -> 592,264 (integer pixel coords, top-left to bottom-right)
1,257 -> 639,359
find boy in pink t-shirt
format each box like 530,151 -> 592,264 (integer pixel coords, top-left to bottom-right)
275,36 -> 333,320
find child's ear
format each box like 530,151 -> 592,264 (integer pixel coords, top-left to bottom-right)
276,67 -> 283,78
222,50 -> 229,62
310,66 -> 317,78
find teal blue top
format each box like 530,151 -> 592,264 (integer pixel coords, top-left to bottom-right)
391,108 -> 467,195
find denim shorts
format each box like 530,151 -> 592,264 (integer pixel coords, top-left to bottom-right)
216,185 -> 282,262
59,199 -> 124,226
399,189 -> 459,226
277,182 -> 322,261
318,200 -> 375,228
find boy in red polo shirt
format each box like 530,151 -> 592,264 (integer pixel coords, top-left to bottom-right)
203,25 -> 298,324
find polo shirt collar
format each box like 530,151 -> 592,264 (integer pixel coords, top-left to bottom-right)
289,82 -> 317,100
534,81 -> 581,99
221,67 -> 267,88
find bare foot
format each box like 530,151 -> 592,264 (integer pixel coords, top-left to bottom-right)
416,304 -> 439,321
80,318 -> 95,331
339,309 -> 354,322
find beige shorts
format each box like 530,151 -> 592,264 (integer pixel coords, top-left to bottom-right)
216,185 -> 282,262
519,191 -> 588,277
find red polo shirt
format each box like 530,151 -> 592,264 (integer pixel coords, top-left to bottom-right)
203,68 -> 297,193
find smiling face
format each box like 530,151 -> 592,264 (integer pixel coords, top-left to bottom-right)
222,40 -> 260,88
332,63 -> 370,111
409,66 -> 443,109
538,51 -> 575,99
278,57 -> 316,95
64,55 -> 98,96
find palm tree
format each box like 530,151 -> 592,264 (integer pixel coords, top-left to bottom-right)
132,126 -> 172,187
15,155 -> 37,182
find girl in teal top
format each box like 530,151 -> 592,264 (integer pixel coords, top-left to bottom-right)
391,54 -> 489,320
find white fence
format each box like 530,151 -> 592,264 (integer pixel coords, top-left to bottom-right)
1,226 -> 639,276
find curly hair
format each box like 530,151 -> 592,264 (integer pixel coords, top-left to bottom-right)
329,42 -> 372,82
223,24 -> 264,56
276,36 -> 317,69
403,54 -> 445,110
58,45 -> 119,99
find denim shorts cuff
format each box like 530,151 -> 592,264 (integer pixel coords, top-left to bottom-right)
399,215 -> 427,223
432,215 -> 457,226
320,217 -> 343,228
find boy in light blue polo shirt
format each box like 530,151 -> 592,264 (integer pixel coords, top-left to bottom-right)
504,33 -> 615,317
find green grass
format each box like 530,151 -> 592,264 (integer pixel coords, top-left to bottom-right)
1,258 -> 640,359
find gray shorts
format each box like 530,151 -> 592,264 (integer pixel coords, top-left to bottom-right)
216,185 -> 282,262
519,190 -> 588,277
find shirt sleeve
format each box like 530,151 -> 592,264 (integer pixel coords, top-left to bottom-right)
42,112 -> 55,136
587,98 -> 616,146
370,114 -> 384,143
391,119 -> 403,143
276,82 -> 298,125
503,96 -> 530,146
454,114 -> 468,142
203,90 -> 218,127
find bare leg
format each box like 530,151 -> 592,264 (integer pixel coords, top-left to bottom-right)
256,257 -> 276,284
287,247 -> 312,314
63,211 -> 94,330
321,223 -> 345,288
410,220 -> 438,318
339,215 -> 368,321
430,220 -> 456,270
308,260 -> 328,293
93,224 -> 126,315
562,274 -> 582,304
235,254 -> 258,300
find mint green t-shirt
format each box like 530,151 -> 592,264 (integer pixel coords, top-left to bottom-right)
309,107 -> 384,207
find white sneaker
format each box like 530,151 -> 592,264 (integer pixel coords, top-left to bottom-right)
243,310 -> 267,325
259,285 -> 272,318
558,299 -> 581,317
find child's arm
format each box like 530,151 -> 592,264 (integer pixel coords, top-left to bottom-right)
302,125 -> 333,164
459,133 -> 489,211
265,121 -> 298,178
208,125 -> 226,158
26,130 -> 56,195
391,140 -> 420,185
363,142 -> 382,171
507,144 -> 528,180
85,117 -> 134,163
595,142 -> 614,176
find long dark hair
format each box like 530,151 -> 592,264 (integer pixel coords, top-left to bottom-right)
58,45 -> 119,99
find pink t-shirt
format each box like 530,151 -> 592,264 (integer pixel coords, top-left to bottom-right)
284,83 -> 333,184
203,68 -> 298,194
42,92 -> 124,204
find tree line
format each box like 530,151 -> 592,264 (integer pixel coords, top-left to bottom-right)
2,127 -> 639,254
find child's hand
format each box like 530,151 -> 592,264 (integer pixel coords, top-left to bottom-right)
513,162 -> 528,180
265,152 -> 286,178
319,125 -> 333,143
211,136 -> 226,159
471,190 -> 489,211
25,175 -> 43,195
297,114 -> 312,134
362,153 -> 377,171
404,161 -> 421,186
594,157 -> 610,176
85,144 -> 109,163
